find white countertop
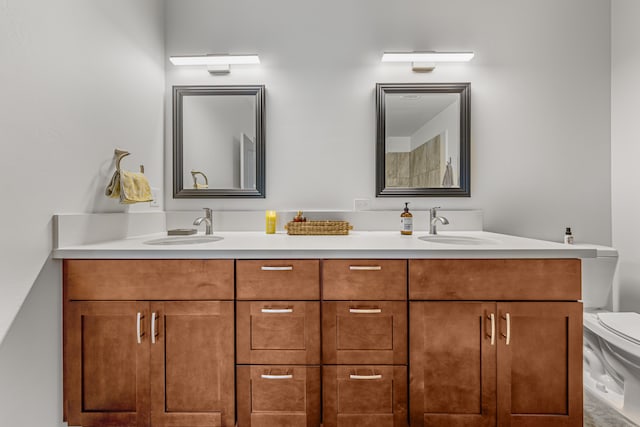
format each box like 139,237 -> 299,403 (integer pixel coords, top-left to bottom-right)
52,230 -> 596,259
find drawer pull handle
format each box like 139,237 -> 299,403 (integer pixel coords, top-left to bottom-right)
136,312 -> 144,344
350,374 -> 382,380
501,313 -> 511,345
349,308 -> 382,314
261,374 -> 293,380
261,266 -> 293,271
261,308 -> 293,313
151,312 -> 158,344
349,266 -> 382,271
504,313 -> 511,345
489,313 -> 495,346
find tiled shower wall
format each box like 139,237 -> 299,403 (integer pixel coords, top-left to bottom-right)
386,135 -> 442,188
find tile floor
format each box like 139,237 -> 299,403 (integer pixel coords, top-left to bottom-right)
584,389 -> 638,426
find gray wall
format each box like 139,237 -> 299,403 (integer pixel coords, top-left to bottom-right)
0,0 -> 165,425
612,0 -> 640,313
165,0 -> 612,246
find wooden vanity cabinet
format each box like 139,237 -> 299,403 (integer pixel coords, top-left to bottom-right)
236,260 -> 321,427
409,259 -> 583,427
236,365 -> 321,427
322,260 -> 408,427
236,301 -> 320,364
323,365 -> 407,427
322,301 -> 407,365
63,260 -> 235,427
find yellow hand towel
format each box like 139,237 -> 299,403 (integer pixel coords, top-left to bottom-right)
118,170 -> 153,204
105,170 -> 121,198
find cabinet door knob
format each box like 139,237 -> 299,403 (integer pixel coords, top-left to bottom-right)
136,312 -> 144,344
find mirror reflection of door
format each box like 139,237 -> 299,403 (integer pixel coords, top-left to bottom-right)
384,93 -> 460,189
183,95 -> 256,190
240,133 -> 256,189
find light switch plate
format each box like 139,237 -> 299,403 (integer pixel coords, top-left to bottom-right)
354,198 -> 371,211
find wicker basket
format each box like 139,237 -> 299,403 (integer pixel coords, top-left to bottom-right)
285,220 -> 353,235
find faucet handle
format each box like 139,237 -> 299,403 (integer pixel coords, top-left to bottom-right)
430,206 -> 441,215
202,207 -> 212,216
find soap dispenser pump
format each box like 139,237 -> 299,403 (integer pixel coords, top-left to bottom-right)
401,202 -> 413,235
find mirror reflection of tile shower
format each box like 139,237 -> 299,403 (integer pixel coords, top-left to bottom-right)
386,134 -> 448,188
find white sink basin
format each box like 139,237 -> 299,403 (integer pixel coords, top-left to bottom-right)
144,235 -> 224,245
418,235 -> 497,245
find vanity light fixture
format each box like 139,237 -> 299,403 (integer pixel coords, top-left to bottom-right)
381,51 -> 474,72
169,54 -> 260,75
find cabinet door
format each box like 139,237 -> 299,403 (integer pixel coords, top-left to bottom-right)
150,301 -> 235,427
497,302 -> 582,427
322,301 -> 407,365
64,301 -> 150,427
237,365 -> 321,427
323,365 -> 407,427
410,302 -> 496,427
237,301 -> 320,364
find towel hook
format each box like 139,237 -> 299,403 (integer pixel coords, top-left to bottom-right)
115,149 -> 130,172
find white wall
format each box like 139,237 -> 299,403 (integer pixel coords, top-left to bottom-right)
165,0 -> 611,245
386,137 -> 411,153
0,0 -> 165,425
611,0 -> 640,313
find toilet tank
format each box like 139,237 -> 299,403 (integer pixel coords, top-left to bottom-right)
579,245 -> 619,311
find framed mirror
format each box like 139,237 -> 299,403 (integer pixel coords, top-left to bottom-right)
376,83 -> 470,197
173,85 -> 265,198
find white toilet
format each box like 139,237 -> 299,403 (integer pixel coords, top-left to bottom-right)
582,245 -> 640,425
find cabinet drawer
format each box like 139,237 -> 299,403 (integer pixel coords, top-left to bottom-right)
322,260 -> 407,300
64,259 -> 234,300
237,365 -> 320,427
323,365 -> 407,427
236,301 -> 320,364
409,259 -> 581,301
323,302 -> 407,365
237,260 -> 320,300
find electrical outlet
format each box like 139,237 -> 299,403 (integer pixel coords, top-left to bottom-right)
150,187 -> 160,208
354,198 -> 371,211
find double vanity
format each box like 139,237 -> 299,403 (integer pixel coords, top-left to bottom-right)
54,214 -> 593,427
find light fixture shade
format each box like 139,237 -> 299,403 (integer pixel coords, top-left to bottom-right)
169,54 -> 260,66
381,52 -> 474,63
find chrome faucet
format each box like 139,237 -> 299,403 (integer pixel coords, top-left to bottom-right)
429,207 -> 449,235
193,208 -> 213,235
